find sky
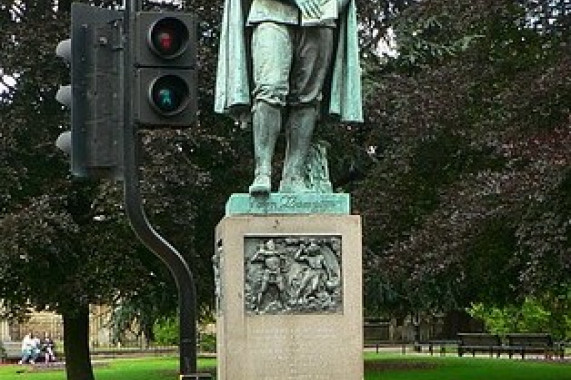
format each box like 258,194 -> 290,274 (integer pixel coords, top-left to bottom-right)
0,74 -> 17,95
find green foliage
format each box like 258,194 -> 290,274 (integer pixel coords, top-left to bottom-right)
359,0 -> 571,318
152,313 -> 217,349
468,297 -> 571,340
198,332 -> 216,353
468,303 -> 522,336
152,317 -> 179,346
0,0 -> 236,322
393,11 -> 483,69
519,300 -> 553,333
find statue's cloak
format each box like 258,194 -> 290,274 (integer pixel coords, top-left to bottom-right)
214,0 -> 363,123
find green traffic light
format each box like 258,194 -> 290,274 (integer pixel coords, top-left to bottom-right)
157,88 -> 175,111
149,74 -> 190,116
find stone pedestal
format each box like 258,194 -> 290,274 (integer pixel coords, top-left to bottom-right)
215,214 -> 362,380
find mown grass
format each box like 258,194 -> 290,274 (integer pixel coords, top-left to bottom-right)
0,357 -> 213,380
0,354 -> 569,380
363,353 -> 571,380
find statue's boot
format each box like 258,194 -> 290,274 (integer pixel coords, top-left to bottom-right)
279,106 -> 317,193
249,101 -> 282,196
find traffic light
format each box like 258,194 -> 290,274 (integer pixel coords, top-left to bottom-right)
134,12 -> 197,127
55,3 -> 123,179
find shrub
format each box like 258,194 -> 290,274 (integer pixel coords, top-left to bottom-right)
152,316 -> 179,346
198,332 -> 216,353
467,297 -> 569,339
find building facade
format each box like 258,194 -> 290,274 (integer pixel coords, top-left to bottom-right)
1,305 -> 113,346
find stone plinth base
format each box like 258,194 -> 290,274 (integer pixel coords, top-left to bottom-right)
214,215 -> 363,380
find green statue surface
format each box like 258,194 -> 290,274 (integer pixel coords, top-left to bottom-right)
215,0 -> 363,196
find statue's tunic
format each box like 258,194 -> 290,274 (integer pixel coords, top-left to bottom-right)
215,0 -> 363,123
247,0 -> 299,25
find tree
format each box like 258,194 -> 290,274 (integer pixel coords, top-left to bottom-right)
0,0 -> 242,379
354,0 -> 570,322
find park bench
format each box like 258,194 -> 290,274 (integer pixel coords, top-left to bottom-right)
1,341 -> 23,363
1,341 -> 62,364
504,333 -> 564,359
457,333 -> 502,358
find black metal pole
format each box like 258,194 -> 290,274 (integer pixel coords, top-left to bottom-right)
122,0 -> 198,376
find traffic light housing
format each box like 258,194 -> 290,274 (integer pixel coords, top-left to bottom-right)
55,6 -> 198,178
55,3 -> 123,179
134,12 -> 197,127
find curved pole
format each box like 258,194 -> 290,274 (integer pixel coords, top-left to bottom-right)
122,0 -> 197,376
123,160 -> 198,376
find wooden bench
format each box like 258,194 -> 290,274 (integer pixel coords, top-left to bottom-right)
458,333 -> 502,358
504,333 -> 564,359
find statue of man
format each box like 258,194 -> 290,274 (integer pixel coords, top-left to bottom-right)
215,0 -> 363,196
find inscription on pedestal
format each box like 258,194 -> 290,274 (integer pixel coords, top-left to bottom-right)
225,193 -> 350,215
244,236 -> 343,315
248,325 -> 349,379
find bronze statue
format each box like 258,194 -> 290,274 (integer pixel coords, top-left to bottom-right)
215,0 -> 363,196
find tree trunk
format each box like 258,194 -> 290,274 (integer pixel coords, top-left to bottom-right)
62,305 -> 94,380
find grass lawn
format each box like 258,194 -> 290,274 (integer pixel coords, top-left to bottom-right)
0,354 -> 569,380
364,353 -> 571,380
0,357 -> 215,380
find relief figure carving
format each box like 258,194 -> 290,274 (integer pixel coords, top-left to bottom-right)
245,236 -> 342,315
249,239 -> 290,312
213,240 -> 223,315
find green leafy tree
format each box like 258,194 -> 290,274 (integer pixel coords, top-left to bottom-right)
0,0 -> 246,379
153,316 -> 179,346
353,0 -> 570,322
468,295 -> 570,340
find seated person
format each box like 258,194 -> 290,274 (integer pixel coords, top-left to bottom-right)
41,333 -> 57,363
18,333 -> 40,365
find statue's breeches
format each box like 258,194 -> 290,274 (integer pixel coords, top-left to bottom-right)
251,22 -> 334,108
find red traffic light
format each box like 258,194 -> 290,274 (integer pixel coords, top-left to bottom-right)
148,17 -> 189,59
